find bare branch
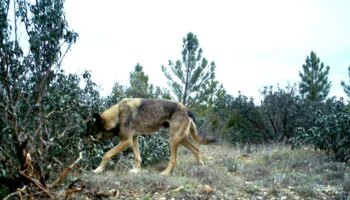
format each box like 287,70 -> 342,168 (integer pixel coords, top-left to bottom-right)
19,171 -> 54,199
57,129 -> 67,139
3,186 -> 26,200
45,110 -> 57,118
48,152 -> 83,188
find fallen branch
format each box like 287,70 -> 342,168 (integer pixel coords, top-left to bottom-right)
19,170 -> 54,199
65,187 -> 84,199
48,152 -> 83,188
3,186 -> 26,200
64,180 -> 85,199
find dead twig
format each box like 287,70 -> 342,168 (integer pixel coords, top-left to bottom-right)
64,180 -> 85,199
57,129 -> 67,139
65,187 -> 84,199
23,152 -> 34,176
19,170 -> 54,199
45,110 -> 57,118
48,152 -> 83,188
53,157 -> 63,165
3,186 -> 26,200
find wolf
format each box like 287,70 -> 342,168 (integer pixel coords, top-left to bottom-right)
86,98 -> 217,175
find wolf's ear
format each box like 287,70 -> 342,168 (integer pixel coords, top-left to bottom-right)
93,113 -> 102,124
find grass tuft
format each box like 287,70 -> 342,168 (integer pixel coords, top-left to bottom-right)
72,143 -> 350,199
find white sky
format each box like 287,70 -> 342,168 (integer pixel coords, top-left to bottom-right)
62,0 -> 350,102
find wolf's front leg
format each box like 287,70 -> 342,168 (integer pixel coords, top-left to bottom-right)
93,165 -> 106,174
93,140 -> 131,174
129,136 -> 142,174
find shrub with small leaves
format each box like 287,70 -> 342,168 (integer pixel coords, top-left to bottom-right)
127,130 -> 170,166
294,100 -> 350,162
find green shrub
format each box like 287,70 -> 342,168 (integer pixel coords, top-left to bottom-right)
343,173 -> 350,193
260,84 -> 301,142
293,100 -> 350,162
222,158 -> 240,173
127,130 -> 170,166
212,92 -> 267,144
0,186 -> 10,200
295,186 -> 319,199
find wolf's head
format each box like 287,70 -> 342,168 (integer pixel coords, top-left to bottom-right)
85,113 -> 104,142
85,113 -> 118,143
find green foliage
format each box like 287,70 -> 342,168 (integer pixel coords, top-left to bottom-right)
227,94 -> 265,143
294,99 -> 350,162
0,67 -> 102,175
127,63 -> 155,98
132,131 -> 170,166
299,51 -> 331,102
260,84 -> 301,141
0,0 -> 107,191
341,66 -> 350,98
103,82 -> 127,108
127,63 -> 170,99
104,63 -> 170,108
162,32 -> 218,106
0,186 -> 10,200
211,92 -> 266,144
222,158 -> 239,173
43,70 -> 102,160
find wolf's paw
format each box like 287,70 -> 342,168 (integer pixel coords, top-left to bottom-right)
160,170 -> 171,176
93,166 -> 105,174
129,168 -> 141,174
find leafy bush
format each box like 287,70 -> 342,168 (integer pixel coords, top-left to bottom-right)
0,1 -> 93,194
260,84 -> 302,142
294,100 -> 350,162
84,130 -> 170,170
212,92 -> 267,144
129,130 -> 170,166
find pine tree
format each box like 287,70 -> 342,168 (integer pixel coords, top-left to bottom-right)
299,51 -> 331,102
127,63 -> 152,98
127,63 -> 170,99
162,32 -> 217,106
341,66 -> 350,98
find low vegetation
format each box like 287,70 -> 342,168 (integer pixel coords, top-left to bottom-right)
40,144 -> 349,199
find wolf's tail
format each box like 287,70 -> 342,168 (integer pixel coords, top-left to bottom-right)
189,119 -> 218,144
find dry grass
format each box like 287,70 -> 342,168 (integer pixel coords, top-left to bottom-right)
64,143 -> 350,199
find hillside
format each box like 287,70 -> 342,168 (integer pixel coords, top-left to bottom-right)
57,144 -> 349,199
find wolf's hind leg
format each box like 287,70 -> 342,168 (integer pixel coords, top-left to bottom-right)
181,137 -> 204,166
161,112 -> 189,175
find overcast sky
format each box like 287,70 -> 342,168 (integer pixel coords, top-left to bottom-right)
62,0 -> 350,102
